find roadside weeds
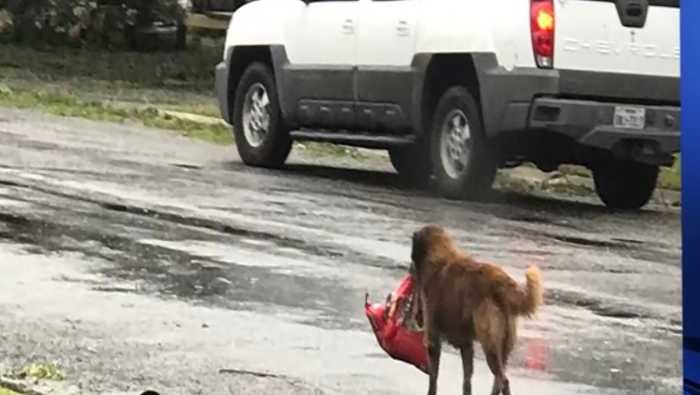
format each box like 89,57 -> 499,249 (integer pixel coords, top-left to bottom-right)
0,385 -> 24,395
0,362 -> 67,395
0,379 -> 40,395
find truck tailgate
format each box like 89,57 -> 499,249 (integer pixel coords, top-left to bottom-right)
554,0 -> 679,78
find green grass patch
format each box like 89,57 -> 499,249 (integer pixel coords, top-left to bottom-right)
19,362 -> 64,381
0,38 -> 234,146
558,165 -> 591,179
0,37 -> 223,120
658,155 -> 682,191
0,87 -> 232,145
0,37 -> 223,92
494,171 -> 538,195
0,387 -> 23,395
296,142 -> 374,161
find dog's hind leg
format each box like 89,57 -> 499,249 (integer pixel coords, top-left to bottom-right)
484,348 -> 509,395
502,315 -> 517,366
475,300 -> 510,395
502,379 -> 511,395
426,336 -> 441,395
460,343 -> 474,395
499,316 -> 516,395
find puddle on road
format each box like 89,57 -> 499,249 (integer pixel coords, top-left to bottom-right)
170,163 -> 202,171
553,235 -> 624,249
0,206 -> 382,331
139,239 -> 344,280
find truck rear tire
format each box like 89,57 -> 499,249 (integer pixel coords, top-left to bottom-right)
429,86 -> 497,200
593,161 -> 659,210
232,62 -> 292,168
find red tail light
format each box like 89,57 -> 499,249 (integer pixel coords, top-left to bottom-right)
531,0 -> 555,68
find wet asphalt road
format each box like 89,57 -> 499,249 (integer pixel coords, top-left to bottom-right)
0,107 -> 682,395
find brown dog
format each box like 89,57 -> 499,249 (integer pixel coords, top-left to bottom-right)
410,225 -> 543,395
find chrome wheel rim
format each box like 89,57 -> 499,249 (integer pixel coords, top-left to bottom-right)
440,109 -> 471,179
242,83 -> 271,148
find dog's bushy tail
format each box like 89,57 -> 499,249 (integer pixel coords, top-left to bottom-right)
506,266 -> 543,318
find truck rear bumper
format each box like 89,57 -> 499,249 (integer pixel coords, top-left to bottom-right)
472,57 -> 681,163
529,97 -> 680,158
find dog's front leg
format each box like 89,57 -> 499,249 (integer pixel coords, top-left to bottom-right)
426,336 -> 441,395
421,293 -> 440,395
460,343 -> 474,395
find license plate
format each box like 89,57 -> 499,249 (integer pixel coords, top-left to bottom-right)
613,106 -> 646,130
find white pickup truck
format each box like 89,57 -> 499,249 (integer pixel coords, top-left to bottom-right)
215,0 -> 680,210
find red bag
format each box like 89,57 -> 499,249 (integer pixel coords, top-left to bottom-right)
364,274 -> 429,374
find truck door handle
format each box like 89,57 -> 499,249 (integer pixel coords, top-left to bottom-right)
342,18 -> 354,34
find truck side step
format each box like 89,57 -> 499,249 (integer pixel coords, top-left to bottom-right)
290,130 -> 415,149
